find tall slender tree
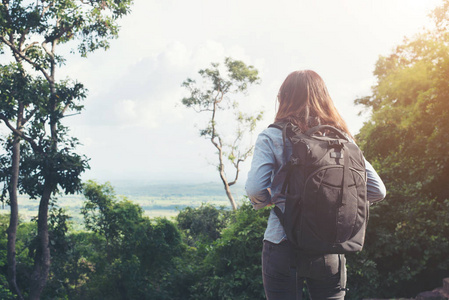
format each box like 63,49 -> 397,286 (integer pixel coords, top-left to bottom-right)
0,1 -> 133,298
182,58 -> 263,210
0,63 -> 44,300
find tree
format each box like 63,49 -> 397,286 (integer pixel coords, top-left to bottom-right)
0,1 -> 133,298
181,58 -> 263,210
351,1 -> 449,297
0,63 -> 46,300
176,203 -> 231,246
81,181 -> 184,299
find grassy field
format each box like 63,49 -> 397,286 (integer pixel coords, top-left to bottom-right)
0,182 -> 247,225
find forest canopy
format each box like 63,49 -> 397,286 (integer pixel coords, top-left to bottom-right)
350,1 -> 449,297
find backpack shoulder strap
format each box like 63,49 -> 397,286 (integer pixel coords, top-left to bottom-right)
268,122 -> 285,130
305,125 -> 349,141
273,205 -> 285,227
268,122 -> 290,227
268,122 -> 291,164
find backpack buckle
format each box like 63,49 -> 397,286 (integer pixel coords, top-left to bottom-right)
328,140 -> 343,149
291,157 -> 301,165
330,152 -> 343,158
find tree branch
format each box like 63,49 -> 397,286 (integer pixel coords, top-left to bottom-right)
210,99 -> 218,144
0,35 -> 52,83
215,135 -> 226,177
228,157 -> 243,186
18,28 -> 30,51
41,42 -> 55,61
24,107 -> 39,124
24,41 -> 39,53
40,2 -> 53,17
228,169 -> 239,186
229,146 -> 253,186
0,114 -> 39,151
192,107 -> 214,113
214,90 -> 224,105
210,134 -> 221,153
61,112 -> 81,118
61,102 -> 72,116
44,16 -> 76,45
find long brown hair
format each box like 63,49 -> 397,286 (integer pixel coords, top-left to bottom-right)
275,70 -> 352,139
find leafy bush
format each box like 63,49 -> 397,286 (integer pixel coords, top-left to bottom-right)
176,203 -> 231,246
189,202 -> 270,300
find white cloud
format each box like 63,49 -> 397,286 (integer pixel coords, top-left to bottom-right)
58,0 -> 443,183
115,99 -> 137,120
73,39 -> 265,131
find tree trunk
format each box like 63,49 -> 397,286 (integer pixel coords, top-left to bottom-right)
214,134 -> 238,211
220,170 -> 237,210
6,135 -> 24,300
29,47 -> 58,299
29,181 -> 52,300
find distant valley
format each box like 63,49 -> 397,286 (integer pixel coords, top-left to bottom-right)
1,181 -> 247,225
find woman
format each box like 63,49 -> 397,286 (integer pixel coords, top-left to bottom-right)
246,70 -> 386,299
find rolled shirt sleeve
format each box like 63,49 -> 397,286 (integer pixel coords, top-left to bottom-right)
246,132 -> 275,209
364,159 -> 387,203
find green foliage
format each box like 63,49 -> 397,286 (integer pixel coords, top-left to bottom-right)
0,280 -> 15,300
2,191 -> 271,299
0,214 -> 15,300
0,64 -> 42,118
0,214 -> 36,299
189,202 -> 270,300
346,250 -> 381,299
351,1 -> 449,298
181,57 -> 261,133
176,203 -> 231,246
0,1 -> 124,295
78,181 -> 184,300
81,181 -> 121,237
162,204 -> 230,300
19,144 -> 89,200
0,0 -> 133,58
181,57 -> 263,147
225,57 -> 259,90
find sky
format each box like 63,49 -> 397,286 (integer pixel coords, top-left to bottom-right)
6,0 -> 444,184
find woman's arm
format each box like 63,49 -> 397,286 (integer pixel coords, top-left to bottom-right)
365,159 -> 387,203
246,132 -> 275,210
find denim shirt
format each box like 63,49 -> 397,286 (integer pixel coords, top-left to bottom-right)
245,126 -> 387,244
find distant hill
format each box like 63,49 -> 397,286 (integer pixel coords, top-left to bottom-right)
1,182 -> 249,222
111,180 -> 246,198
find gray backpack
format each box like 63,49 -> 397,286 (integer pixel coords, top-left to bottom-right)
270,123 -> 368,254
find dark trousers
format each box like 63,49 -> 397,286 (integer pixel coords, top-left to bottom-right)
262,240 -> 346,300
